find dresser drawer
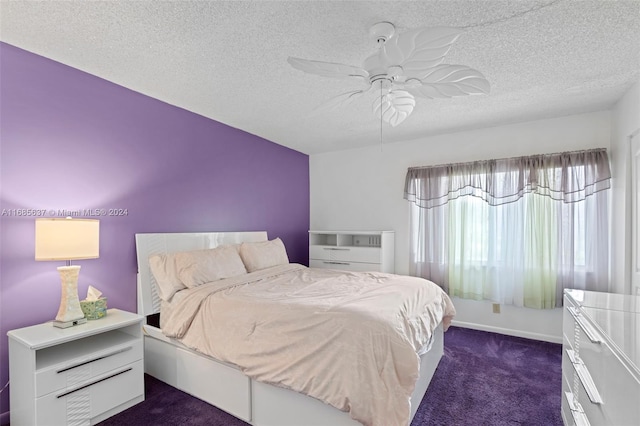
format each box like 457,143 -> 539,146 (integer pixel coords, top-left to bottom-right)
35,339 -> 142,398
570,326 -> 605,393
35,359 -> 143,425
598,340 -> 640,425
564,305 -> 604,372
562,299 -> 576,349
564,312 -> 640,425
309,259 -> 381,272
562,349 -> 606,425
562,291 -> 640,426
309,246 -> 380,264
562,388 -> 605,426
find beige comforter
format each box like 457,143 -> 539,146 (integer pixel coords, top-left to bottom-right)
162,264 -> 456,426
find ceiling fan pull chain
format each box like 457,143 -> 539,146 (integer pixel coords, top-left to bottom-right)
380,81 -> 383,152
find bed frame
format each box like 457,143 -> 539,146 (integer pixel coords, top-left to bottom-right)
135,231 -> 444,426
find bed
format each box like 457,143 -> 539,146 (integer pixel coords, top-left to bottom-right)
135,231 -> 455,426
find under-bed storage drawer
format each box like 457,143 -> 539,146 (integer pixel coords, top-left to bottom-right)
176,347 -> 251,422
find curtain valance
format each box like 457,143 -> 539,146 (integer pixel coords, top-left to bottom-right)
404,148 -> 611,209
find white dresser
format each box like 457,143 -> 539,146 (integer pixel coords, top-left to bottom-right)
309,230 -> 395,273
562,290 -> 640,426
8,309 -> 145,425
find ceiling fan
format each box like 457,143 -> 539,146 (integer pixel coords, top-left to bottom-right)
288,22 -> 490,127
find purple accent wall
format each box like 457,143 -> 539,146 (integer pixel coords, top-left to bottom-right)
0,42 -> 309,420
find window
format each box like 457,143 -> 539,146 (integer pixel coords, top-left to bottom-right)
405,149 -> 610,308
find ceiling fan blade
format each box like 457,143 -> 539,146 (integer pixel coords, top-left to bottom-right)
407,65 -> 490,99
402,46 -> 457,73
381,27 -> 464,69
414,27 -> 464,48
288,57 -> 369,81
372,90 -> 416,127
310,88 -> 370,115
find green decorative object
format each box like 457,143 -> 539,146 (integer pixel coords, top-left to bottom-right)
80,297 -> 107,320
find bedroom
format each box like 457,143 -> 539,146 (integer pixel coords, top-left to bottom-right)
1,1 -> 638,425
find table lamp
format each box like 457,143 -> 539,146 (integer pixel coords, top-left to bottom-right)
35,217 -> 100,328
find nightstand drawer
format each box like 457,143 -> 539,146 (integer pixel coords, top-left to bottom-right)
309,246 -> 380,263
35,360 -> 143,425
309,259 -> 381,272
35,339 -> 142,398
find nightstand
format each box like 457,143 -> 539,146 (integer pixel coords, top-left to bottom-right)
8,309 -> 144,425
309,230 -> 395,273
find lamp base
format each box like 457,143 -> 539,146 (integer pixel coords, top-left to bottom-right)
54,265 -> 87,327
52,317 -> 87,328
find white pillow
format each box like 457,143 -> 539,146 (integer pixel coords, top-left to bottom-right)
149,253 -> 187,301
239,238 -> 289,272
175,245 -> 247,288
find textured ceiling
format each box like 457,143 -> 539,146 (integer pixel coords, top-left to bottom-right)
1,0 -> 639,154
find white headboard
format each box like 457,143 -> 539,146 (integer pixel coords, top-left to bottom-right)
135,231 -> 268,317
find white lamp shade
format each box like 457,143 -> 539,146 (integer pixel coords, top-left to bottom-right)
35,218 -> 100,261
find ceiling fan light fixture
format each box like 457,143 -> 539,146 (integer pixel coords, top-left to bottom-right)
373,90 -> 416,127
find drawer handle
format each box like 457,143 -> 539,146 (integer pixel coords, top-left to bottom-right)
56,367 -> 132,398
323,261 -> 350,265
57,346 -> 133,373
566,350 -> 603,404
323,248 -> 350,251
564,391 -> 591,426
568,307 -> 602,344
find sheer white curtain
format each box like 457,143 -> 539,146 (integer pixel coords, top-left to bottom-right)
405,149 -> 611,308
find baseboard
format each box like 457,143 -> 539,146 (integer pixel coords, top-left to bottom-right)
1,410 -> 9,426
451,320 -> 563,344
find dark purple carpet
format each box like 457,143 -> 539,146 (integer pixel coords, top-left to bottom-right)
98,327 -> 562,426
412,327 -> 562,426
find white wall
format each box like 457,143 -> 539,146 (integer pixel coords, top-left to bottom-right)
610,80 -> 640,295
310,110 -> 612,343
